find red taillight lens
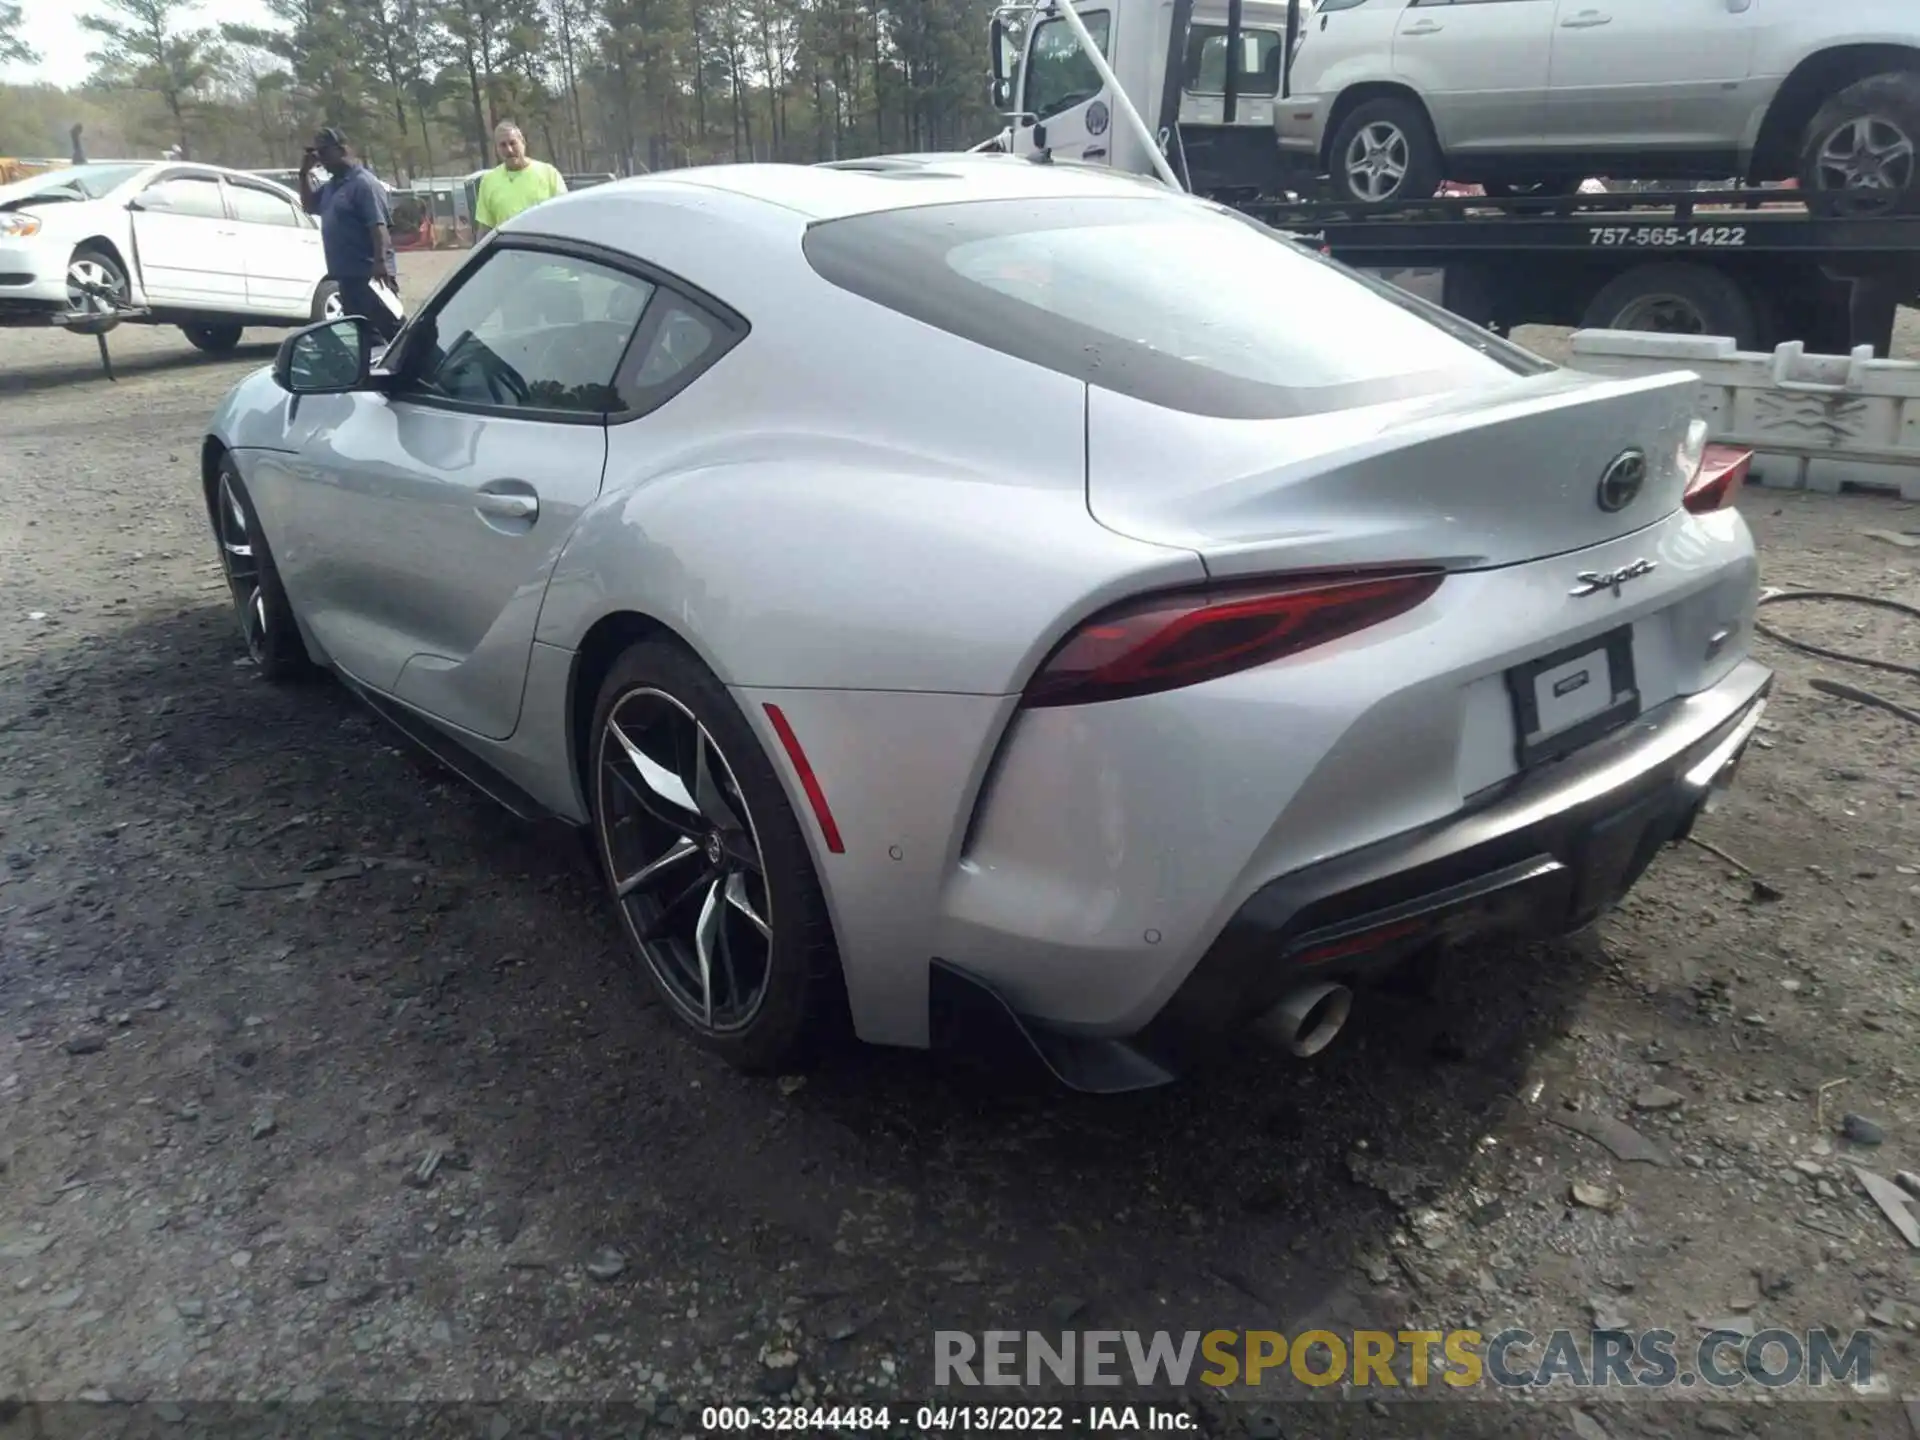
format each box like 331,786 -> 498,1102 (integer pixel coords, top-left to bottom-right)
1685,444 -> 1751,514
1023,570 -> 1445,708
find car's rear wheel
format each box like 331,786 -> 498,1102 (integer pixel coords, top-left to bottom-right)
1328,98 -> 1442,205
181,323 -> 244,354
209,457 -> 310,682
1799,72 -> 1920,218
65,245 -> 127,315
588,639 -> 844,1073
312,280 -> 344,323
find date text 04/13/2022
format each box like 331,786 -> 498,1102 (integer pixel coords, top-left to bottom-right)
699,1405 -> 1195,1432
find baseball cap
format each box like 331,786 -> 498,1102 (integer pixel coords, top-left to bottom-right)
313,126 -> 347,149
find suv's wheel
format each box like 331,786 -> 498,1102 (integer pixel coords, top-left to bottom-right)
208,456 -> 310,681
588,639 -> 845,1073
181,323 -> 244,354
1327,98 -> 1443,205
1799,72 -> 1920,218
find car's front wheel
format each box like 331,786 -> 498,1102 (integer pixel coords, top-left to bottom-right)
588,639 -> 844,1073
1800,72 -> 1920,218
209,456 -> 310,682
65,245 -> 127,315
181,323 -> 243,354
1327,98 -> 1443,205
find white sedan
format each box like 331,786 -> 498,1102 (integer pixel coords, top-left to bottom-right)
0,161 -> 339,354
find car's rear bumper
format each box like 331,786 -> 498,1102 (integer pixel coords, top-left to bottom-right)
929,657 -> 1773,1092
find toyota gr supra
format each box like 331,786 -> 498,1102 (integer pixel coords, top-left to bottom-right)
198,153 -> 1771,1091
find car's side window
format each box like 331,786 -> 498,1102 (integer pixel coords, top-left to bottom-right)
138,175 -> 227,219
611,288 -> 747,420
402,246 -> 656,417
228,182 -> 302,228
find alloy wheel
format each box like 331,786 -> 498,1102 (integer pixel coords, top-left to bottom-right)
596,688 -> 774,1034
1344,122 -> 1410,202
1814,116 -> 1917,214
66,256 -> 123,313
214,474 -> 267,664
322,289 -> 346,321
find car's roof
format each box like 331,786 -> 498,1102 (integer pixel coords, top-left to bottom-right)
539,152 -> 1190,226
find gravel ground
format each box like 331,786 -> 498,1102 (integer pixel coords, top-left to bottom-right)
2,252 -> 1919,1438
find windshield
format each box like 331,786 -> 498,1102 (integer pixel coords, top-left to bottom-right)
0,164 -> 147,204
803,196 -> 1551,420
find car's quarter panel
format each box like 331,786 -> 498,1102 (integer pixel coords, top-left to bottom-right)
941,506 -> 1759,1035
1276,0 -> 1405,157
1084,367 -> 1701,574
1542,0 -> 1761,153
1391,0 -> 1557,154
526,196 -> 1207,697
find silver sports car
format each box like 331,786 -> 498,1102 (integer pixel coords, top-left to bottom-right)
200,154 -> 1771,1091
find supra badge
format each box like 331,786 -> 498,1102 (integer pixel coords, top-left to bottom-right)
1570,558 -> 1657,599
1597,450 -> 1648,513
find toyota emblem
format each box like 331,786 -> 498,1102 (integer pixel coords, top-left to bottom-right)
1596,450 -> 1647,513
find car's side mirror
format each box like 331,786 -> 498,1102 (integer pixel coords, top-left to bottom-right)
991,77 -> 1012,110
273,316 -> 374,394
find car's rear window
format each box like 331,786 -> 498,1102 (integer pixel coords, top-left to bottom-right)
801,195 -> 1550,419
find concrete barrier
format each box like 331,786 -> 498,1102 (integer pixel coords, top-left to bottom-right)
1567,330 -> 1920,501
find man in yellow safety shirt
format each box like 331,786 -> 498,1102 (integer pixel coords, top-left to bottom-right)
473,121 -> 567,237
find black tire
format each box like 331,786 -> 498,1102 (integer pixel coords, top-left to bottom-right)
1799,71 -> 1920,219
65,244 -> 128,314
208,456 -> 311,682
587,638 -> 846,1074
1327,97 -> 1443,205
311,280 -> 343,324
181,323 -> 243,354
1580,263 -> 1761,349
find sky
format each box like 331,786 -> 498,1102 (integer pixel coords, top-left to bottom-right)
1,0 -> 277,91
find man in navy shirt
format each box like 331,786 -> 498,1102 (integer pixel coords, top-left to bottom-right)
298,127 -> 402,342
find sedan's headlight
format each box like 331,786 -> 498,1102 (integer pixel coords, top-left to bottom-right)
1677,416 -> 1710,481
0,214 -> 42,238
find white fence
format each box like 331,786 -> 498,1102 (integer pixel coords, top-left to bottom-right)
1567,331 -> 1920,502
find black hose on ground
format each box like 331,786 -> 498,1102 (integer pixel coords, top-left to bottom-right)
1752,589 -> 1920,728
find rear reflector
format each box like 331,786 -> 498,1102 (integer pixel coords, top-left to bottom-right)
1023,570 -> 1444,708
1685,444 -> 1751,514
763,703 -> 845,854
1291,917 -> 1430,967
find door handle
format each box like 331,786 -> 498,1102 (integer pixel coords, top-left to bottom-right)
1560,11 -> 1612,27
473,491 -> 537,520
1403,19 -> 1443,34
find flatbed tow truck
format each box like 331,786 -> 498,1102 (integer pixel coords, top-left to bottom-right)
987,0 -> 1920,354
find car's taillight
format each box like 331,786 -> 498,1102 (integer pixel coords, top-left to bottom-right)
1685,444 -> 1751,514
1022,570 -> 1445,709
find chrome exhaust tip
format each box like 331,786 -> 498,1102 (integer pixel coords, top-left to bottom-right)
1256,981 -> 1354,1058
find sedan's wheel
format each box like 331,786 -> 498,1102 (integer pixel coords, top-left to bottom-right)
312,280 -> 344,323
65,246 -> 127,314
1328,98 -> 1442,205
590,640 -> 844,1073
1800,73 -> 1920,218
210,458 -> 309,681
181,322 -> 244,354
